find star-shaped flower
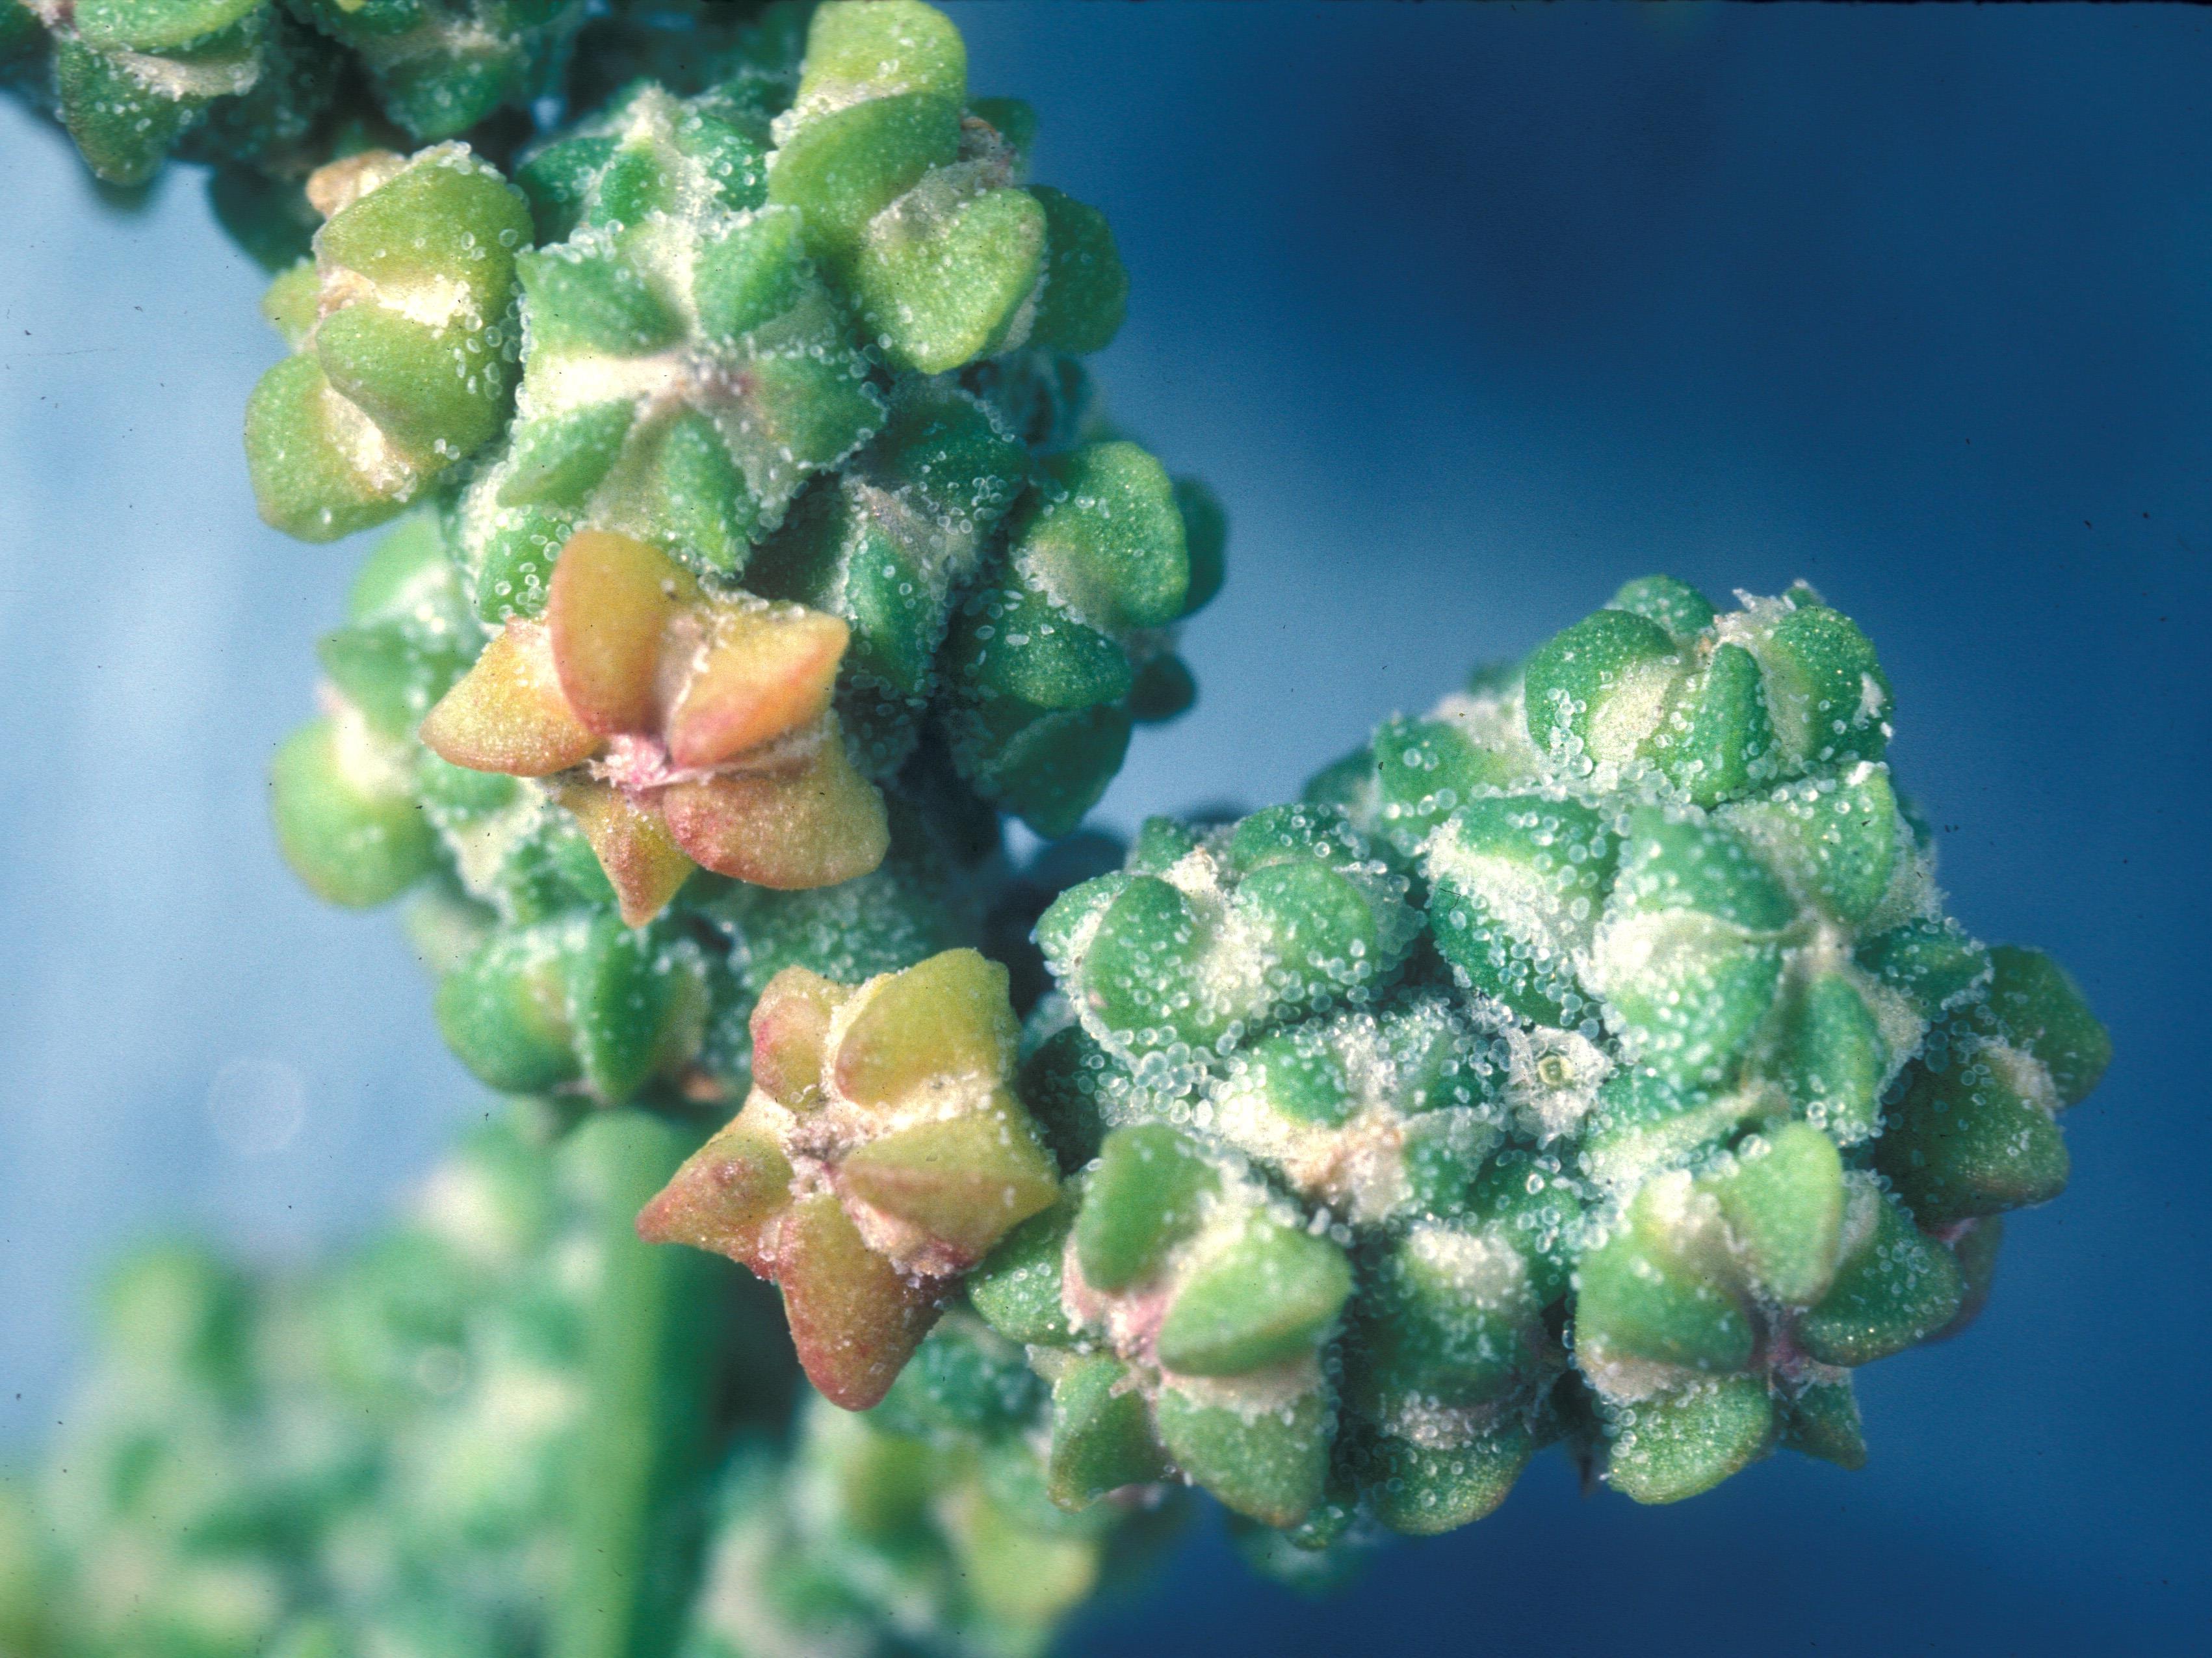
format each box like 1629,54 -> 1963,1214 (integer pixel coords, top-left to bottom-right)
421,528 -> 890,925
636,949 -> 1061,1409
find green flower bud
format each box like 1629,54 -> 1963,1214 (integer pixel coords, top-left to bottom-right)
1523,605 -> 1687,774
1575,1174 -> 1758,1380
1648,640 -> 1776,806
436,912 -> 707,1101
1877,1034 -> 2072,1226
1342,700 -> 1539,863
38,0 -> 270,185
246,144 -> 530,541
1797,1178 -> 1964,1367
1154,1214 -> 1353,1376
1602,1374 -> 1775,1504
1075,1124 -> 1218,1291
1577,1066 -> 1769,1197
1154,1383 -> 1331,1531
1700,1122 -> 1845,1308
293,0 -> 585,142
849,151 -> 1045,374
1585,806 -> 1792,1088
1779,1376 -> 1867,1470
458,87 -> 882,609
764,2 -> 1122,376
1204,995 -> 1503,1226
967,1192 -> 1077,1347
767,0 -> 965,259
1609,574 -> 1717,640
315,514 -> 480,739
1975,945 -> 2111,1107
1510,583 -> 1893,802
1776,969 -> 1895,1144
1743,594 -> 1893,769
1029,183 -> 1129,354
1013,1135 -> 1353,1529
1856,915 -> 1992,1023
1357,1220 -> 1548,1411
270,704 -> 436,908
948,441 -> 1199,833
1368,1416 -> 1539,1538
1043,1351 -> 1171,1509
1039,806 -> 1416,1077
1721,762 -> 1903,927
749,380 -> 1029,765
1425,793 -> 1614,1026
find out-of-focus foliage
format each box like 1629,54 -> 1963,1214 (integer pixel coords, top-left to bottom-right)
1,1103 -> 1165,1657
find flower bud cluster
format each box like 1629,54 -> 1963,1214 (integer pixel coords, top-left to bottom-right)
20,0 -> 2113,1631
265,3 -> 1221,1115
939,577 -> 2107,1549
5,1 -> 611,196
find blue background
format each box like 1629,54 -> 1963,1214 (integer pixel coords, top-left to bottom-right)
2,5 -> 2204,1653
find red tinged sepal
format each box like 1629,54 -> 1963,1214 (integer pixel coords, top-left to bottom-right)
634,949 -> 1061,1410
634,1103 -> 796,1271
545,528 -> 700,737
748,968 -> 849,1110
774,1193 -> 943,1410
664,604 -> 850,769
417,529 -> 891,923
657,726 -> 891,890
419,622 -> 599,776
549,779 -> 697,927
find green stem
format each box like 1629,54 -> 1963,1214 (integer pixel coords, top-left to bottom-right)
553,1110 -> 733,1658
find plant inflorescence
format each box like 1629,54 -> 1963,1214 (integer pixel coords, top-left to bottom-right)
1,4 -> 2107,1655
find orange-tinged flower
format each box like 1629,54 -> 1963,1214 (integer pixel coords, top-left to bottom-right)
421,529 -> 890,925
636,951 -> 1061,1410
